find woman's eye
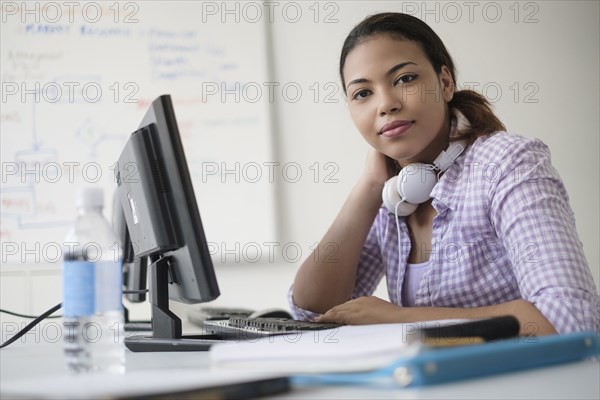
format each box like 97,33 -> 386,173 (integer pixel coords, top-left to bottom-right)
352,89 -> 371,100
394,74 -> 418,85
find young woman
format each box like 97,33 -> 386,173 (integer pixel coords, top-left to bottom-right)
289,13 -> 599,336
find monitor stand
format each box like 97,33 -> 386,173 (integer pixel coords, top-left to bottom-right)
124,256 -> 224,352
123,306 -> 152,332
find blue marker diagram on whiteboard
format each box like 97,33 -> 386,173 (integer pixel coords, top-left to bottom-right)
2,78 -> 125,233
1,3 -> 276,265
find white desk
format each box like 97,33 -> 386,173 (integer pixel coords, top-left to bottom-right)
1,331 -> 599,399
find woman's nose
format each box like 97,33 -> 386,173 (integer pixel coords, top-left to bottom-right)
378,91 -> 402,116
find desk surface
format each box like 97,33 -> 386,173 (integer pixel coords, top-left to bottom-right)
1,330 -> 599,400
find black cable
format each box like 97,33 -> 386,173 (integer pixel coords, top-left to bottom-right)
0,289 -> 148,320
0,308 -> 62,319
0,303 -> 62,349
0,289 -> 149,349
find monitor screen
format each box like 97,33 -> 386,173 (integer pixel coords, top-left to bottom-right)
114,94 -> 221,351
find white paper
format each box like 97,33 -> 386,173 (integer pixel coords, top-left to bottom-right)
209,321 -> 465,374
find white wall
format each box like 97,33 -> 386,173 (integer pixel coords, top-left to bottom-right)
1,1 -> 598,324
267,0 -> 600,297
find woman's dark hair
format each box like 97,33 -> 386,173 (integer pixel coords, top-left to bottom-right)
339,13 -> 505,141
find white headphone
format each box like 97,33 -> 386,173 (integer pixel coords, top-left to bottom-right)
382,110 -> 470,217
382,140 -> 467,216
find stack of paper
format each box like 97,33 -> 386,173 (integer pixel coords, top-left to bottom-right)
209,321 -> 460,374
210,323 -> 600,388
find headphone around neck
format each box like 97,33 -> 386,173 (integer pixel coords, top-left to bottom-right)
382,139 -> 467,216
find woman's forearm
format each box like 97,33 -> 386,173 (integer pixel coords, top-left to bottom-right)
293,178 -> 384,313
399,299 -> 558,336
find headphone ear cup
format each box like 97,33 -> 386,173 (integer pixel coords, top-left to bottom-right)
382,176 -> 400,214
394,199 -> 419,216
382,176 -> 419,216
397,163 -> 438,204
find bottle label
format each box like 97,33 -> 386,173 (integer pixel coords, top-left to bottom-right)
95,260 -> 123,313
63,261 -> 95,318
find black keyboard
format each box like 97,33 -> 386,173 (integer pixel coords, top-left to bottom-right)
202,317 -> 340,339
198,307 -> 255,320
228,317 -> 340,333
187,307 -> 255,327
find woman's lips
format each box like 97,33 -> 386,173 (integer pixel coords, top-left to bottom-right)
379,120 -> 413,138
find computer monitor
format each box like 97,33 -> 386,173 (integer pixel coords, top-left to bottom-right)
114,94 -> 221,351
112,190 -> 148,304
112,192 -> 154,332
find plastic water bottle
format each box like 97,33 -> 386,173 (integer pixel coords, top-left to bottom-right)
62,187 -> 125,373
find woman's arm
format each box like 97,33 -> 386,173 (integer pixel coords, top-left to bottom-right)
316,296 -> 558,336
292,150 -> 392,314
487,137 -> 600,333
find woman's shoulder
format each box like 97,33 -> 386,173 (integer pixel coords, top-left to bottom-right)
466,131 -> 550,165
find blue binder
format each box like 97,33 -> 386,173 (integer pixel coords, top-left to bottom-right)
293,331 -> 600,388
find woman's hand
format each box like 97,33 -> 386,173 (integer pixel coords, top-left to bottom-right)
315,296 -> 403,325
360,149 -> 397,188
315,298 -> 558,336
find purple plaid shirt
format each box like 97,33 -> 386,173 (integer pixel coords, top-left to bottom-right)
289,132 -> 600,334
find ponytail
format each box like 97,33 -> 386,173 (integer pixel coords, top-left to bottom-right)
449,90 -> 506,143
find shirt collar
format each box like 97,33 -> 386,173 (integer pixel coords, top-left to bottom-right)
430,109 -> 470,212
430,150 -> 467,212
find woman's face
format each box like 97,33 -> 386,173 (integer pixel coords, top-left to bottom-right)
343,35 -> 455,165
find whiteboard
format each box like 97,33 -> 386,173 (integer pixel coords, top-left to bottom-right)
0,2 -> 276,265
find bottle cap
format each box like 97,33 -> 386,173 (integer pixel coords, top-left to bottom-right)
76,187 -> 104,210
